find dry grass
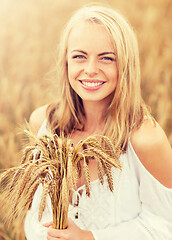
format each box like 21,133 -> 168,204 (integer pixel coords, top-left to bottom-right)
0,0 -> 171,239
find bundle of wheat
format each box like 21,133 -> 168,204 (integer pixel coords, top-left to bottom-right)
0,133 -> 121,230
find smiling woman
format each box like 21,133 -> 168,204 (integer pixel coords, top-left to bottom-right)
24,3 -> 172,240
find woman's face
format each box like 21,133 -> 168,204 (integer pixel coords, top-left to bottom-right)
67,21 -> 118,105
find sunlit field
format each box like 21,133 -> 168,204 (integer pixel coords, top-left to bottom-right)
0,0 -> 171,239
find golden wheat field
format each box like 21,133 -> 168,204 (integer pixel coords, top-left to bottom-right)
0,0 -> 171,239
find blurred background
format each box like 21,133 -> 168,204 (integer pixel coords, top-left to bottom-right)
0,0 -> 171,239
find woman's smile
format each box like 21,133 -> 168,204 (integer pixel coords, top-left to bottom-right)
79,79 -> 105,91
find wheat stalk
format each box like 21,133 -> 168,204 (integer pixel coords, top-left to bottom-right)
0,133 -> 122,229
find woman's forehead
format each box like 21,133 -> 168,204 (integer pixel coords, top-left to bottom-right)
67,21 -> 115,53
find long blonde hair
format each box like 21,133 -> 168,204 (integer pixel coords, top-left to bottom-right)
47,4 -> 150,151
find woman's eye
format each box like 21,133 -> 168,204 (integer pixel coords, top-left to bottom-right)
72,55 -> 85,59
101,56 -> 116,62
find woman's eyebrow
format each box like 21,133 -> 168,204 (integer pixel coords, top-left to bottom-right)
98,52 -> 116,56
71,50 -> 87,54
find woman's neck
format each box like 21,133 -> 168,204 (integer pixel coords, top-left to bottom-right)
82,101 -> 107,134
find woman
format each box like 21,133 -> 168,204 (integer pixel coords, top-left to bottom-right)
24,4 -> 172,240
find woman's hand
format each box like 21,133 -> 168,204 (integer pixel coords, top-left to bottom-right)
44,218 -> 94,240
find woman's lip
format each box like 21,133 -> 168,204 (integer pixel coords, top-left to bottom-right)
79,80 -> 105,91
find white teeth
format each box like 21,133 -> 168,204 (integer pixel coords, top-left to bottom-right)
81,81 -> 103,87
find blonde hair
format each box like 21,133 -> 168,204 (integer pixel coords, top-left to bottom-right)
47,4 -> 150,151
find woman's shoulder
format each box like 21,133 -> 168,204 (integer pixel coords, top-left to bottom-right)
29,104 -> 49,135
130,118 -> 172,188
131,118 -> 168,147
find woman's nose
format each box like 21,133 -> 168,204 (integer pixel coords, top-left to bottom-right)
84,58 -> 99,77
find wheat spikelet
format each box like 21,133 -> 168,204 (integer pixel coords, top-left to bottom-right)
76,160 -> 82,178
82,135 -> 121,170
83,147 -> 115,191
24,150 -> 38,163
48,179 -> 56,201
23,179 -> 42,210
82,137 -> 101,151
23,168 -> 50,199
21,146 -> 37,164
82,156 -> 91,197
101,161 -> 114,192
33,149 -> 42,161
9,164 -> 30,192
61,138 -> 67,163
95,156 -> 104,185
0,167 -> 19,185
89,147 -> 121,169
26,171 -> 49,196
14,164 -> 35,200
52,135 -> 61,161
101,136 -> 122,161
30,163 -> 53,179
67,152 -> 77,188
35,136 -> 53,158
58,138 -> 64,177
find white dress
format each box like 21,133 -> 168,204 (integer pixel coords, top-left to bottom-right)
24,120 -> 172,240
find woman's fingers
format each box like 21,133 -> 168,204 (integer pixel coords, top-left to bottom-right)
47,235 -> 59,240
43,221 -> 53,227
45,219 -> 81,239
47,235 -> 65,240
47,226 -> 68,238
